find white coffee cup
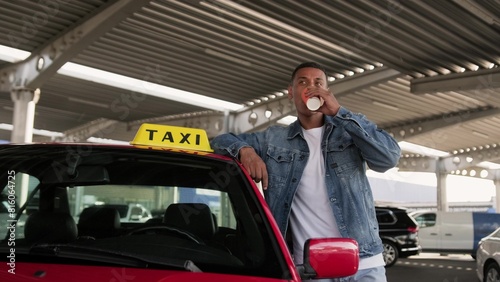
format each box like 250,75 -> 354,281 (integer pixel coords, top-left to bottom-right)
306,96 -> 324,111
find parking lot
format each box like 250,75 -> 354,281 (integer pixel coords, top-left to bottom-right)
386,253 -> 477,282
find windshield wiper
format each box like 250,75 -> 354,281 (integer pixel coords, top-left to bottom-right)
29,244 -> 202,272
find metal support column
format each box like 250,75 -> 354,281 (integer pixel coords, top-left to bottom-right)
436,171 -> 449,211
10,88 -> 40,143
495,179 -> 500,212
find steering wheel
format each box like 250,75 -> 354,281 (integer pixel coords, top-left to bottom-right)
125,225 -> 204,244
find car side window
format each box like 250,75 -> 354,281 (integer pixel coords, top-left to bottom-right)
376,209 -> 396,225
414,213 -> 436,228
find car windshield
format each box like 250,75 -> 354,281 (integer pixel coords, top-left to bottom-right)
0,144 -> 289,278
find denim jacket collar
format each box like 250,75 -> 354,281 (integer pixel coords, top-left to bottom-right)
287,115 -> 338,140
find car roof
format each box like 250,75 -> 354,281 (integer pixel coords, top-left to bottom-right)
376,205 -> 409,211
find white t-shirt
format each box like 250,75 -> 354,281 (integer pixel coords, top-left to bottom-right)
290,126 -> 385,269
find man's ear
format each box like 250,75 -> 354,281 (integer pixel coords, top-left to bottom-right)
287,85 -> 293,100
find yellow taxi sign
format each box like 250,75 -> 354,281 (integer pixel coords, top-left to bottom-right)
130,123 -> 213,152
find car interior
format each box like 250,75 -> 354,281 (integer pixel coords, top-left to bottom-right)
0,144 -> 290,278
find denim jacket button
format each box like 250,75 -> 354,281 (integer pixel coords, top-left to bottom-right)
291,178 -> 297,183
330,198 -> 336,202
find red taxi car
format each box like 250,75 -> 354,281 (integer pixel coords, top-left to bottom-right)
0,124 -> 358,281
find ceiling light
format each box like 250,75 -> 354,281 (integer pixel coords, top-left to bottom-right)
398,141 -> 449,157
372,101 -> 399,111
0,45 -> 30,62
0,123 -> 63,138
58,63 -> 243,112
0,44 -> 243,112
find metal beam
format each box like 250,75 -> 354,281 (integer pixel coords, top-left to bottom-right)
232,96 -> 295,134
128,111 -> 227,138
384,107 -> 500,141
397,155 -> 437,173
410,67 -> 500,94
0,0 -> 150,92
440,145 -> 500,173
127,96 -> 295,137
60,67 -> 401,139
398,148 -> 500,181
329,67 -> 402,97
33,118 -> 120,142
230,67 -> 402,134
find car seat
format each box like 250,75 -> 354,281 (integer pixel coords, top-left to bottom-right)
24,211 -> 78,245
78,206 -> 121,238
162,203 -> 217,242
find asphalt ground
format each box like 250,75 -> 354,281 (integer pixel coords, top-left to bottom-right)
386,253 -> 478,282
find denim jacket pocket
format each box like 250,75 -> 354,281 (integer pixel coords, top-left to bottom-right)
266,145 -> 294,183
327,135 -> 363,176
265,146 -> 295,205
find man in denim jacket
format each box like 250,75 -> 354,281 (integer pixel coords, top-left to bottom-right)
211,62 -> 401,282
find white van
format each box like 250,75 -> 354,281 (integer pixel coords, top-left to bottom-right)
410,211 -> 500,256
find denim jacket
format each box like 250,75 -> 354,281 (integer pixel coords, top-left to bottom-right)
210,107 -> 401,258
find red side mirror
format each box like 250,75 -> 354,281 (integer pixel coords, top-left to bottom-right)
299,238 -> 359,280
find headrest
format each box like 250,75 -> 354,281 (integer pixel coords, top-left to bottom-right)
163,203 -> 216,241
24,212 -> 78,244
78,206 -> 120,238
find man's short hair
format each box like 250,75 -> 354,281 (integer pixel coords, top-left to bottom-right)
290,62 -> 328,83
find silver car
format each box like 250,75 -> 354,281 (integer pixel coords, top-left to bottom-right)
476,227 -> 500,282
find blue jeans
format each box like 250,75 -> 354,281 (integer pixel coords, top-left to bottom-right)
313,266 -> 387,282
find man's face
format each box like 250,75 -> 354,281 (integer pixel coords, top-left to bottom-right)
287,67 -> 327,113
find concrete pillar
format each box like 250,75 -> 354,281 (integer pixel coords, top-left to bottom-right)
495,179 -> 500,212
10,88 -> 40,208
436,172 -> 449,211
10,88 -> 40,143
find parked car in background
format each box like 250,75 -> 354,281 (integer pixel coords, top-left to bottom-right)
0,123 -> 359,281
476,227 -> 500,282
376,206 -> 421,267
410,210 -> 500,258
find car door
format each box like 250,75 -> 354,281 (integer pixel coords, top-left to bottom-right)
439,212 -> 473,250
411,212 -> 439,250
